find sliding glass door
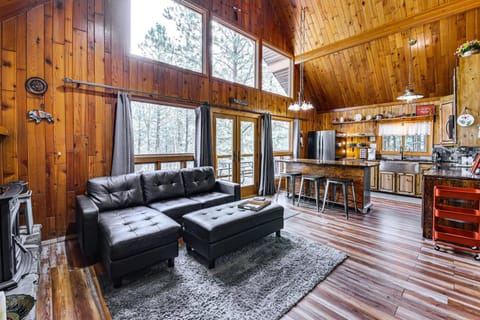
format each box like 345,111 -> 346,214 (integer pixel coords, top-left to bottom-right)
213,113 -> 259,197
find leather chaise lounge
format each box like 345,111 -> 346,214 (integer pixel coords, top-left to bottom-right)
76,166 -> 239,286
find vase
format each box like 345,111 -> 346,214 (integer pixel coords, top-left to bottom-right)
462,48 -> 480,57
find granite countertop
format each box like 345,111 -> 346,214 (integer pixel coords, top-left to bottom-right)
277,158 -> 379,167
424,167 -> 480,180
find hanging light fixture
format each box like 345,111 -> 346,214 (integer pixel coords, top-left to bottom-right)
289,7 -> 314,111
397,36 -> 423,103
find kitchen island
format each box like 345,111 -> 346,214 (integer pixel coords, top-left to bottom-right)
422,167 -> 480,239
277,158 -> 379,213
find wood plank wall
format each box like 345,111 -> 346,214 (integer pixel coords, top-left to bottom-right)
0,0 -> 316,239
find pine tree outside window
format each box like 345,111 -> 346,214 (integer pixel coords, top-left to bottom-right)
130,0 -> 204,73
211,20 -> 256,87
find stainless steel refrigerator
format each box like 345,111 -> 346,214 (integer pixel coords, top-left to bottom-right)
307,130 -> 336,160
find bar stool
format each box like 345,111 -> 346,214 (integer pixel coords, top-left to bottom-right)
297,175 -> 325,211
321,178 -> 357,219
18,190 -> 34,234
276,172 -> 302,204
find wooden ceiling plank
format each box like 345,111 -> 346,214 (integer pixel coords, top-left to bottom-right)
296,0 -> 480,64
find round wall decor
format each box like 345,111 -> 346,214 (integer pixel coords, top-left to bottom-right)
25,77 -> 48,95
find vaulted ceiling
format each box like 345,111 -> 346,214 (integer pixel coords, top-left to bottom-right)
1,0 -> 480,113
273,0 -> 480,111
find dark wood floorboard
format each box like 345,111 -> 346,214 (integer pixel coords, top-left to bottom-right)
36,196 -> 480,320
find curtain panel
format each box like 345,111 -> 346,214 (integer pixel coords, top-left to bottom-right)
258,113 -> 276,196
378,121 -> 431,136
293,118 -> 301,158
111,92 -> 135,176
194,103 -> 214,167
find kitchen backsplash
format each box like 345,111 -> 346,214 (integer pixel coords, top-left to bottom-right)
432,146 -> 480,165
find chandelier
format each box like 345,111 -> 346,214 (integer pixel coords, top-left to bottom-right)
288,7 -> 314,111
397,37 -> 423,103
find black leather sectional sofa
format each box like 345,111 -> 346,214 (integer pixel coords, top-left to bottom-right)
76,166 -> 239,286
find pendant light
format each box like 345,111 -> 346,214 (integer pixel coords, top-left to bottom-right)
288,7 -> 314,111
397,36 -> 423,103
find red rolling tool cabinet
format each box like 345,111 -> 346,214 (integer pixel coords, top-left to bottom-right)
433,185 -> 480,260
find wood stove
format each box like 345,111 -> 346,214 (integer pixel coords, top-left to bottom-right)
0,183 -> 32,290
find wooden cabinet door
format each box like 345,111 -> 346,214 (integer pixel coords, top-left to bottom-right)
379,171 -> 395,192
415,164 -> 434,196
370,166 -> 378,190
397,173 -> 415,195
439,100 -> 456,144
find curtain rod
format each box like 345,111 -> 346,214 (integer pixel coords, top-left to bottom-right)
63,77 -> 299,119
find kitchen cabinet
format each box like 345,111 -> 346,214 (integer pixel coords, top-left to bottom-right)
397,173 -> 415,195
370,165 -> 378,190
439,100 -> 456,144
416,163 -> 435,197
379,171 -> 395,192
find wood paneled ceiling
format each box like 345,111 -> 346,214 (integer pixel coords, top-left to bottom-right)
273,0 -> 480,111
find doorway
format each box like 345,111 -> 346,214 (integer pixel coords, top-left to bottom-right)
213,113 -> 259,198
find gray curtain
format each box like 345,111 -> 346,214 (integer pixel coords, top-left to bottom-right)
111,92 -> 135,176
194,103 -> 213,167
293,118 -> 300,158
258,113 -> 276,196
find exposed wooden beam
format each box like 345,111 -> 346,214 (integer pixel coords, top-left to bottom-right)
295,0 -> 480,64
0,0 -> 44,21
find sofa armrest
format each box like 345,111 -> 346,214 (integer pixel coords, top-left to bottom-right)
214,180 -> 240,201
76,195 -> 100,263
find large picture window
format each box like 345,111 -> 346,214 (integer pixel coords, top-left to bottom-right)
211,20 -> 256,87
262,45 -> 291,97
130,0 -> 204,73
132,101 -> 195,155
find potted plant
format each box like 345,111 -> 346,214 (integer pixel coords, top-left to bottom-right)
455,39 -> 480,57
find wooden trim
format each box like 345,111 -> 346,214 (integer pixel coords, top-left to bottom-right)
0,126 -> 8,136
296,0 -> 480,63
134,154 -> 194,163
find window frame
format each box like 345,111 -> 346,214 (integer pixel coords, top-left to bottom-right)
271,117 -> 293,156
131,98 -> 196,171
378,120 -> 433,156
380,135 -> 431,155
261,43 -> 293,98
128,0 -> 207,75
210,17 -> 258,88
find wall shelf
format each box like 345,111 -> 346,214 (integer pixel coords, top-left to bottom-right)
332,119 -> 375,125
332,115 -> 433,125
336,133 -> 376,137
0,126 -> 8,136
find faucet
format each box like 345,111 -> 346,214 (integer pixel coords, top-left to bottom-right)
399,146 -> 404,160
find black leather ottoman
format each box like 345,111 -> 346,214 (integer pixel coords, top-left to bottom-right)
182,201 -> 284,268
98,206 -> 181,286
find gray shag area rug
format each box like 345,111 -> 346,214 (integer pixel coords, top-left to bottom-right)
101,231 -> 347,320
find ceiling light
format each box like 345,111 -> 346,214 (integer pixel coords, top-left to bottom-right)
397,36 -> 423,102
288,7 -> 314,111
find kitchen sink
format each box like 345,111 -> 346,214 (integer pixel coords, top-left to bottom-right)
379,160 -> 420,173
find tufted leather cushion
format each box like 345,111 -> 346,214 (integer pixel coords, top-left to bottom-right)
142,170 -> 185,203
181,167 -> 216,196
98,206 -> 180,261
183,201 -> 284,243
148,197 -> 202,221
87,174 -> 143,212
188,192 -> 234,208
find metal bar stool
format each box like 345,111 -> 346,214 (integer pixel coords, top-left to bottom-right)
276,172 -> 302,204
321,178 -> 357,219
297,175 -> 325,211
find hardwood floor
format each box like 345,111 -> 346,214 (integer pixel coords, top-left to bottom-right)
36,196 -> 480,320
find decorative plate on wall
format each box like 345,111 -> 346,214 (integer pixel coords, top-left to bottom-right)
25,77 -> 48,95
457,113 -> 475,127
